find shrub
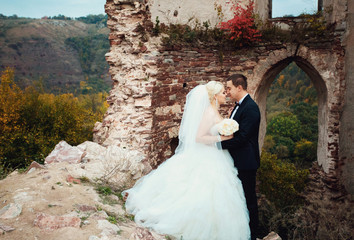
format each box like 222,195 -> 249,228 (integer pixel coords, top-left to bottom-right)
272,135 -> 295,158
218,0 -> 261,46
257,151 -> 309,209
262,135 -> 275,153
294,139 -> 317,167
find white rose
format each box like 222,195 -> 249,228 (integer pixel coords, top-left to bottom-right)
217,119 -> 239,136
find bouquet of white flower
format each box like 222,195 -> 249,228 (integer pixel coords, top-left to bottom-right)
217,119 -> 239,136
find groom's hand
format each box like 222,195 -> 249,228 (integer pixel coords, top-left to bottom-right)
220,135 -> 233,141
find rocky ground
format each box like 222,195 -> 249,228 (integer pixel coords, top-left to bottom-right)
0,141 -> 281,240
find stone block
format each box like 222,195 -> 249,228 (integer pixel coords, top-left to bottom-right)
0,223 -> 15,232
0,203 -> 22,219
129,227 -> 155,240
25,161 -> 46,174
97,219 -> 120,236
45,141 -> 85,164
33,213 -> 81,230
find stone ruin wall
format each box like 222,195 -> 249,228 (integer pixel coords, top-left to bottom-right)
94,0 -> 353,195
341,0 -> 354,195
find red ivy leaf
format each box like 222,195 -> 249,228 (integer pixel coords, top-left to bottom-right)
218,0 -> 261,45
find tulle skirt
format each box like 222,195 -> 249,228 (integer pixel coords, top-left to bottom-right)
123,144 -> 250,240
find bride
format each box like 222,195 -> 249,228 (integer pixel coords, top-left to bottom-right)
123,81 -> 250,240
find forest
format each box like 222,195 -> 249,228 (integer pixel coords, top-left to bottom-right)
0,67 -> 108,175
264,62 -> 318,169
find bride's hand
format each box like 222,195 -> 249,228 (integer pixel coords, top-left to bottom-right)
220,134 -> 233,141
227,107 -> 234,116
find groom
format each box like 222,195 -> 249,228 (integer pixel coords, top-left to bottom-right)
220,74 -> 261,240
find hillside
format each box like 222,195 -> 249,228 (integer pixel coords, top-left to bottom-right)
0,18 -> 111,93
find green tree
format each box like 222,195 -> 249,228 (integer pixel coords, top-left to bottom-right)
267,112 -> 302,142
51,14 -> 72,20
0,67 -> 24,170
76,14 -> 107,26
290,102 -> 318,142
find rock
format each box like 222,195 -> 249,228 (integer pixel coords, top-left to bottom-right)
97,219 -> 120,236
89,236 -> 100,240
99,203 -> 126,217
263,231 -> 282,240
45,141 -> 85,164
77,141 -> 107,162
74,204 -> 97,212
90,211 -> 109,220
69,141 -> 150,189
33,213 -> 81,230
0,223 -> 15,232
0,203 -> 22,219
129,227 -> 156,240
42,175 -> 51,180
25,161 -> 46,174
101,145 -> 147,188
13,191 -> 33,204
66,175 -> 81,184
27,168 -> 36,174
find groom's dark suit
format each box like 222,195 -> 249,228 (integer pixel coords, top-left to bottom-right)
221,94 -> 260,239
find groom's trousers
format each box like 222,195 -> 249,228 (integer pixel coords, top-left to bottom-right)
238,170 -> 259,240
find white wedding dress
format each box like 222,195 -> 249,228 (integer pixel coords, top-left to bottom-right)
123,85 -> 250,240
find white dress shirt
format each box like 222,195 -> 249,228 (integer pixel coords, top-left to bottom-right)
230,93 -> 248,119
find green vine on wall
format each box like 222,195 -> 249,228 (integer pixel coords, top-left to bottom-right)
150,6 -> 334,49
260,12 -> 334,44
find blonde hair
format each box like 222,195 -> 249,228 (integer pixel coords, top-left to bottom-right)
206,81 -> 224,104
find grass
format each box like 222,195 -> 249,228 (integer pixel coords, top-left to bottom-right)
107,215 -> 117,224
79,176 -> 90,183
96,185 -> 112,196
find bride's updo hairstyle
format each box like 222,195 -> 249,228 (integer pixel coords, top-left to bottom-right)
206,81 -> 224,104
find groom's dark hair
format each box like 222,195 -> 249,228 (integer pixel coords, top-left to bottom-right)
227,74 -> 247,90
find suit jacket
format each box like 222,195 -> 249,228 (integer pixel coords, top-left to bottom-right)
221,94 -> 261,170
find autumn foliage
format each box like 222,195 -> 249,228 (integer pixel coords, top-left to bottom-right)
0,68 -> 107,175
219,0 -> 261,45
258,152 -> 309,208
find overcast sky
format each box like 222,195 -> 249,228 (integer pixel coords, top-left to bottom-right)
272,0 -> 317,17
0,0 -> 318,19
0,0 -> 106,18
